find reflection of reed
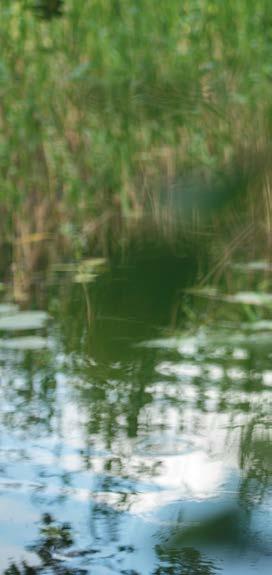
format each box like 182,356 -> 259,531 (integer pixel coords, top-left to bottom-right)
239,417 -> 272,506
4,514 -> 76,575
154,545 -> 218,575
12,223 -> 56,302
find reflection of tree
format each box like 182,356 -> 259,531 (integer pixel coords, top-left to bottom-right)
4,510 -> 138,575
239,415 -> 272,506
1,349 -> 58,435
2,510 -> 219,575
50,260 -> 272,499
154,545 -> 218,575
4,514 -> 77,575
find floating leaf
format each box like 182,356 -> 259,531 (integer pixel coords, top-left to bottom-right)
73,272 -> 97,284
0,304 -> 19,315
232,261 -> 272,272
53,258 -> 106,274
225,292 -> 272,306
53,258 -> 107,284
241,320 -> 272,330
185,286 -> 219,297
0,336 -> 49,350
0,311 -> 49,331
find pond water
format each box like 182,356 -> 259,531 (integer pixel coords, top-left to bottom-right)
0,241 -> 271,574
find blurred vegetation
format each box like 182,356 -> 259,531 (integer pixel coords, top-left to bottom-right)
1,0 -> 272,244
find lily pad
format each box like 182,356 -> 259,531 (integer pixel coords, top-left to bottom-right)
241,320 -> 272,331
224,292 -> 272,306
52,258 -> 107,284
0,311 -> 49,331
232,261 -> 272,272
185,286 -> 219,298
0,304 -> 19,315
53,258 -> 106,274
73,272 -> 98,283
0,336 -> 49,350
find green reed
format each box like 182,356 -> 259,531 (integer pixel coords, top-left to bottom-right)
1,0 -> 272,241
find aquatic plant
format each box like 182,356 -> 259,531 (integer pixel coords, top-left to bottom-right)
0,0 -> 272,247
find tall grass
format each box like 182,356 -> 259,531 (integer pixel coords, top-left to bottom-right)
1,0 -> 272,244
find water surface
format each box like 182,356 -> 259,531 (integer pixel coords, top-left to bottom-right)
0,245 -> 272,574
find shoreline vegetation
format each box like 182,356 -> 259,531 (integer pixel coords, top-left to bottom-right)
1,1 -> 272,263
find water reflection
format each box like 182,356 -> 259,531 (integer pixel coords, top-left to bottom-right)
154,546 -> 218,575
1,250 -> 272,573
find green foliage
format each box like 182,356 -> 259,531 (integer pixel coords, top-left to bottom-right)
0,0 -> 272,237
